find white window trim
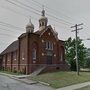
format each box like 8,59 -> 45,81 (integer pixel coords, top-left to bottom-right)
46,42 -> 53,50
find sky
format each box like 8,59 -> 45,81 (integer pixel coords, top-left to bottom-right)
0,0 -> 90,53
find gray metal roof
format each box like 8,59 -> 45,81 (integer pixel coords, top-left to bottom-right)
1,40 -> 18,55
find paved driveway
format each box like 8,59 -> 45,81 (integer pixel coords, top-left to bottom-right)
0,74 -> 54,90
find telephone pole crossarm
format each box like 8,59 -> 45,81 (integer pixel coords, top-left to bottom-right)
71,23 -> 83,75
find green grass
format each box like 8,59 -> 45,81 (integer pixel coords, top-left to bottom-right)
28,71 -> 90,88
0,70 -> 23,75
76,85 -> 90,90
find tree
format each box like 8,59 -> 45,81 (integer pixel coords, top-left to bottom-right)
65,37 -> 86,71
84,48 -> 90,68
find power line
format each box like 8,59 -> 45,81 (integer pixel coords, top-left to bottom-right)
3,0 -> 90,30
0,5 -> 29,18
0,27 -> 22,33
26,0 -> 42,8
5,0 -> 40,15
31,0 -> 90,32
0,33 -> 17,37
29,0 -> 73,25
15,0 -> 73,25
84,24 -> 90,31
5,0 -> 73,26
31,0 -> 74,21
47,13 -> 73,25
0,5 -> 39,21
3,0 -> 89,32
0,21 -> 24,31
12,0 -> 41,12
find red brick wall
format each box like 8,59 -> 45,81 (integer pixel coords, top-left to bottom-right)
2,55 -> 5,69
2,55 -> 7,70
19,35 -> 28,74
58,40 -> 65,63
12,51 -> 18,71
28,34 -> 40,73
25,28 -> 67,74
1,28 -> 68,74
26,28 -> 67,74
2,51 -> 19,72
6,53 -> 12,71
39,28 -> 59,65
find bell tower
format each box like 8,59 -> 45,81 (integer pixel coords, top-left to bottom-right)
39,8 -> 48,30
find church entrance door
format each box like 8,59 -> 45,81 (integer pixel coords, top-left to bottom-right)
47,56 -> 52,64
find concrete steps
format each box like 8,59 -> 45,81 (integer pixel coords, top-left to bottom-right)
30,66 -> 46,76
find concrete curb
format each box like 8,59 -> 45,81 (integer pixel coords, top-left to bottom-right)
38,81 -> 50,86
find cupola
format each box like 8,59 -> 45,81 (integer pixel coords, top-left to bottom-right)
26,19 -> 34,33
39,8 -> 48,30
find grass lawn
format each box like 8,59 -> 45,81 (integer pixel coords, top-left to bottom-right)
28,71 -> 90,88
76,85 -> 90,90
0,70 -> 23,75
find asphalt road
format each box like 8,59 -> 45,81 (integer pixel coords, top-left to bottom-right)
0,75 -> 54,90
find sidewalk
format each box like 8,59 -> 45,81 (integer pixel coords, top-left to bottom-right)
57,82 -> 90,90
0,72 -> 50,86
0,72 -> 38,85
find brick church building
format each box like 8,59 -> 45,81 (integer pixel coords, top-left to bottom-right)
0,9 -> 68,74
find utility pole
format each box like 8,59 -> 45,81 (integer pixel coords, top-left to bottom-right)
71,23 -> 83,75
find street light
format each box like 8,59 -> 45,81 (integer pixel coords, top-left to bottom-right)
82,38 -> 90,41
87,38 -> 90,40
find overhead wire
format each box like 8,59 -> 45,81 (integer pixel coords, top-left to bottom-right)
12,0 -> 41,12
0,5 -> 39,26
3,0 -> 90,32
5,0 -> 40,16
14,0 -> 73,25
31,0 -> 74,21
0,27 -> 22,34
0,5 -> 29,18
0,21 -> 24,30
0,0 -> 73,51
31,0 -> 90,31
0,33 -> 17,37
5,0 -> 73,26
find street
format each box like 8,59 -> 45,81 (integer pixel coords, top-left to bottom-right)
0,75 -> 54,90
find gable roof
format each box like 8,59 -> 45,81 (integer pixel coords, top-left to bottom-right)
35,25 -> 52,35
18,33 -> 26,38
1,40 -> 18,55
35,25 -> 58,40
35,29 -> 45,35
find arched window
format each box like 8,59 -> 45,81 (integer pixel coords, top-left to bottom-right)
60,46 -> 64,61
46,42 -> 53,50
40,23 -> 41,27
22,52 -> 25,60
42,22 -> 44,26
13,52 -> 17,61
60,52 -> 63,61
32,48 -> 36,60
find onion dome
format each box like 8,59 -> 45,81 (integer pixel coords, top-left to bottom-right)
26,19 -> 34,33
39,9 -> 48,30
